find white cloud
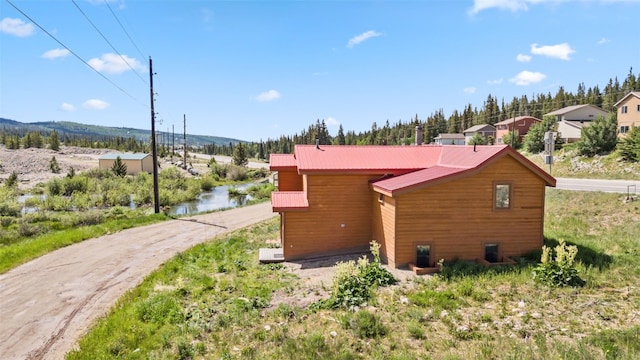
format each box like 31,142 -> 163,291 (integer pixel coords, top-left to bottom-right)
469,0 -> 528,15
88,53 -> 143,74
509,71 -> 546,86
598,37 -> 610,45
60,103 -> 76,112
487,78 -> 503,85
463,87 -> 477,94
516,53 -> 532,62
41,48 -> 70,60
255,90 -> 281,102
83,99 -> 110,110
347,30 -> 381,48
469,0 -> 637,15
325,117 -> 340,126
0,17 -> 35,37
530,43 -> 575,60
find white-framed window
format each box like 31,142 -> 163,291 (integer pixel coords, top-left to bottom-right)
621,106 -> 628,114
621,126 -> 630,134
637,104 -> 640,112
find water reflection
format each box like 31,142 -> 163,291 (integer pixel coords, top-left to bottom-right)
168,183 -> 254,216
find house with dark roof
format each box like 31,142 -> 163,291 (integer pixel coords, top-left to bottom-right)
494,116 -> 541,144
615,91 -> 640,137
269,144 -> 555,270
463,124 -> 496,145
98,153 -> 153,175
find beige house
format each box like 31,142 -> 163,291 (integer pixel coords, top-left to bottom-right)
614,91 -> 640,136
463,124 -> 496,145
98,153 -> 153,175
544,104 -> 609,143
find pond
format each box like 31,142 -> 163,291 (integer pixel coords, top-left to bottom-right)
167,183 -> 255,216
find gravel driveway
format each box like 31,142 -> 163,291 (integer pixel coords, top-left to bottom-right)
0,202 -> 275,360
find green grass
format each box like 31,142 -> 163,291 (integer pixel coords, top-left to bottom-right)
0,212 -> 168,274
66,189 -> 640,359
526,147 -> 640,180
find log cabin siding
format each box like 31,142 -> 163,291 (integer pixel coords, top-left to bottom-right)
282,174 -> 381,259
277,170 -> 303,191
372,194 -> 398,267
392,155 -> 545,267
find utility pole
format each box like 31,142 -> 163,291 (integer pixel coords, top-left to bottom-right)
183,114 -> 187,169
172,124 -> 175,159
511,110 -> 516,148
149,57 -> 160,214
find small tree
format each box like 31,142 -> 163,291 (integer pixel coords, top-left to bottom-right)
49,130 -> 60,151
111,156 -> 128,177
6,171 -> 18,188
49,156 -> 61,173
523,116 -> 559,153
232,143 -> 248,167
617,126 -> 640,162
577,114 -> 618,156
468,133 -> 486,145
502,130 -> 521,149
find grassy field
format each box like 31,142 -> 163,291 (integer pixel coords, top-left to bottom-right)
68,189 -> 640,359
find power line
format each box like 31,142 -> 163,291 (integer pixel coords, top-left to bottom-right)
103,0 -> 147,61
71,0 -> 147,85
4,0 -> 147,108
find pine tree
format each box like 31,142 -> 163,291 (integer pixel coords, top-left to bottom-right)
337,124 -> 346,145
49,156 -> 61,173
577,114 -> 618,156
232,143 -> 248,166
111,156 -> 128,177
49,130 -> 60,151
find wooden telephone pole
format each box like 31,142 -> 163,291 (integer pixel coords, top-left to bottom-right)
183,114 -> 187,169
149,57 -> 160,214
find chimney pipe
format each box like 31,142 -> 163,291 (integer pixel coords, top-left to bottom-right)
415,125 -> 423,145
473,143 -> 477,152
315,137 -> 320,149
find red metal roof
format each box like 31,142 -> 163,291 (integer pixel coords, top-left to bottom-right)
269,154 -> 297,170
372,166 -> 468,195
293,145 -> 441,174
438,145 -> 507,169
272,191 -> 309,211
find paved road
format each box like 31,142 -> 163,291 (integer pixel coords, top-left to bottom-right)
555,177 -> 640,195
0,202 -> 276,360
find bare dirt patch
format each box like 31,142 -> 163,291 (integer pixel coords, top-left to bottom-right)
0,146 -> 115,190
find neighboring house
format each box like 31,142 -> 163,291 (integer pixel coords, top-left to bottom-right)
463,124 -> 496,145
98,153 -> 153,175
269,145 -> 555,269
614,91 -> 640,136
556,121 -> 589,143
433,133 -> 465,145
544,104 -> 609,142
544,104 -> 609,122
494,116 -> 541,144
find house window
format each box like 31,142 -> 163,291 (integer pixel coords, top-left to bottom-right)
485,243 -> 499,263
637,104 -> 640,112
621,106 -> 628,114
621,126 -> 630,134
494,183 -> 511,209
416,245 -> 431,268
378,193 -> 384,203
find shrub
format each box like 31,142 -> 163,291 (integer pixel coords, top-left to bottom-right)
227,166 -> 248,181
62,176 -> 88,196
49,156 -> 61,173
48,178 -> 62,196
341,310 -> 387,339
532,239 -> 585,287
5,171 -> 18,188
617,126 -> 640,162
577,114 -> 618,156
317,241 -> 397,309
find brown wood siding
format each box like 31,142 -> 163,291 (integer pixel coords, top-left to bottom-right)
282,174 -> 381,260
277,170 -> 303,191
392,155 -> 546,267
372,194 -> 397,267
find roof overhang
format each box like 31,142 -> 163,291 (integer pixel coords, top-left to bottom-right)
271,191 -> 309,212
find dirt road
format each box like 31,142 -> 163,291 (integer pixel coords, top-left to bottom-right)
0,202 -> 276,360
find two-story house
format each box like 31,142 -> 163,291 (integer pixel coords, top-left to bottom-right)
463,124 -> 496,145
614,91 -> 640,136
544,104 -> 609,143
494,116 -> 542,145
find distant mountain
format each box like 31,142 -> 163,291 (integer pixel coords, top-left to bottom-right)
0,118 -> 243,146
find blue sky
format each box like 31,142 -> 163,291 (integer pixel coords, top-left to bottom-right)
1,0 -> 638,142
